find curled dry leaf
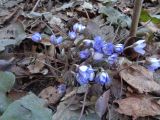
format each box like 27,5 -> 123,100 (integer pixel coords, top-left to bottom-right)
114,95 -> 160,119
119,63 -> 160,93
95,90 -> 110,118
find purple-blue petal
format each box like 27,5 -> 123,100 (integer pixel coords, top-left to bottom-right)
107,53 -> 118,64
79,49 -> 90,59
114,44 -> 124,54
95,72 -> 111,85
102,43 -> 114,55
93,36 -> 104,53
57,84 -> 66,94
68,31 -> 76,40
31,32 -> 42,42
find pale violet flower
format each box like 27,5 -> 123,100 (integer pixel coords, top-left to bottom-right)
95,71 -> 111,85
31,32 -> 42,42
79,49 -> 90,59
114,44 -> 124,54
73,23 -> 86,33
76,65 -> 95,85
107,53 -> 118,65
147,57 -> 160,71
133,40 -> 146,55
92,52 -> 104,61
57,84 -> 66,94
102,42 -> 114,55
68,31 -> 76,40
50,35 -> 63,45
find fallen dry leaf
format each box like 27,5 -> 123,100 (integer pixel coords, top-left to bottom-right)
114,95 -> 160,119
39,86 -> 62,105
119,63 -> 160,93
95,90 -> 110,118
27,53 -> 45,74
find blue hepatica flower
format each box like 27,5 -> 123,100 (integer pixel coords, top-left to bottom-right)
76,65 -> 95,85
93,36 -> 104,53
102,42 -> 114,55
114,44 -> 124,54
107,53 -> 118,65
147,57 -> 160,71
50,34 -> 63,45
68,31 -> 76,40
79,49 -> 90,59
73,23 -> 86,33
133,40 -> 146,55
95,71 -> 111,85
57,84 -> 66,94
31,32 -> 42,42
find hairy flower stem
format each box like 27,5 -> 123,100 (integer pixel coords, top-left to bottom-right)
130,0 -> 144,37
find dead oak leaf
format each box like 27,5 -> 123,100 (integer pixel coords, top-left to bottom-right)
114,95 -> 160,119
119,63 -> 160,93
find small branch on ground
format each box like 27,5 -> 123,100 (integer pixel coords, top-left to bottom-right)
31,0 -> 41,12
78,85 -> 89,120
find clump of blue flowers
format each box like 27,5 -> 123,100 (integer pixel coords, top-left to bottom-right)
79,35 -> 124,65
76,65 -> 95,85
75,65 -> 111,86
31,23 -> 156,88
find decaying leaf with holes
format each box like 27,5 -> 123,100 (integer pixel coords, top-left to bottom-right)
27,53 -> 46,74
39,86 -> 63,105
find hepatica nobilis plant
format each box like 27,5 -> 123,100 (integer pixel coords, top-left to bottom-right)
31,23 -> 160,86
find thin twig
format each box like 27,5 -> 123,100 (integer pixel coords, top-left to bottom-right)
82,6 -> 90,21
28,57 -> 62,73
31,0 -> 41,12
112,26 -> 120,43
41,20 -> 54,35
78,85 -> 89,120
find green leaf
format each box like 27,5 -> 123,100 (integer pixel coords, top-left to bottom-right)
99,6 -> 131,28
0,93 -> 53,120
140,9 -> 151,22
0,71 -> 15,93
140,9 -> 160,24
0,92 -> 12,114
